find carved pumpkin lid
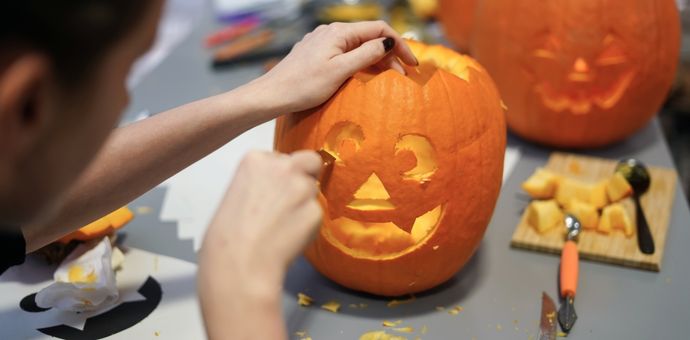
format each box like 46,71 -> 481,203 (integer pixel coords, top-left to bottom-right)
352,40 -> 484,88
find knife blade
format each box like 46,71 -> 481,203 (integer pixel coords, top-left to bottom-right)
538,292 -> 558,340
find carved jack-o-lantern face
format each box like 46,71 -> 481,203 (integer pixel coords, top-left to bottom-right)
526,30 -> 635,114
275,40 -> 506,296
472,0 -> 680,148
320,121 -> 444,257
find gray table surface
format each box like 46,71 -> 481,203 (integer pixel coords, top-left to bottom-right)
123,4 -> 690,339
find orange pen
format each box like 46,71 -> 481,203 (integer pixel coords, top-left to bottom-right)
558,214 -> 580,333
212,30 -> 275,63
204,18 -> 260,48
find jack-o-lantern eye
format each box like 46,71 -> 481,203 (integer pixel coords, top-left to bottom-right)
595,35 -> 628,67
395,134 -> 438,182
324,122 -> 364,163
532,33 -> 560,60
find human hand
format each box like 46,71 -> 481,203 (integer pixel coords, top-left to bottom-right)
197,150 -> 322,339
254,21 -> 418,113
199,150 -> 322,294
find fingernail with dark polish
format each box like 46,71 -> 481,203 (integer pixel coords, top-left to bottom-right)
383,37 -> 395,52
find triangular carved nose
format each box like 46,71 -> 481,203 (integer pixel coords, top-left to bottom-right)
354,173 -> 390,200
348,173 -> 395,211
568,57 -> 593,82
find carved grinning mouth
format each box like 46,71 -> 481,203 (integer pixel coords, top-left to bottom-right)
324,204 -> 444,258
534,70 -> 636,114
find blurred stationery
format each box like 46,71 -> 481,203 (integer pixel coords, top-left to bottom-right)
207,16 -> 310,67
204,16 -> 261,48
212,0 -> 302,23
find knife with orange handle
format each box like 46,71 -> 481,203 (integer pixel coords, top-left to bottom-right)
558,214 -> 581,333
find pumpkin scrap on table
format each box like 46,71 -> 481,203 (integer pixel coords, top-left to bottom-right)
392,326 -> 414,333
448,305 -> 464,315
275,39 -> 506,296
472,0 -> 681,148
297,293 -> 313,307
321,300 -> 341,313
359,330 -> 408,340
382,320 -> 403,327
387,295 -> 416,308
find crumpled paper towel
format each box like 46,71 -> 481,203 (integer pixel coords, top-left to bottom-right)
35,237 -> 120,312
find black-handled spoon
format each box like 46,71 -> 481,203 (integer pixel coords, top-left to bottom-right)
615,158 -> 655,254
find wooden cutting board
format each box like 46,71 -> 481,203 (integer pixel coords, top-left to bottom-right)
510,152 -> 677,271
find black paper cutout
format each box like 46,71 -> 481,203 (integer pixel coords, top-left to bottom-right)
19,276 -> 162,340
20,293 -> 51,313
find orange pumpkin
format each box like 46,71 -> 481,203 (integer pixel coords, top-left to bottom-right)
59,207 -> 133,244
437,0 -> 478,52
275,41 -> 506,296
472,0 -> 680,148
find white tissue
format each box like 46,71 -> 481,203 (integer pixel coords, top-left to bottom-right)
35,238 -> 119,312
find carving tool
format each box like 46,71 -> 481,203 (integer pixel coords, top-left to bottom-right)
558,214 -> 580,333
538,292 -> 557,340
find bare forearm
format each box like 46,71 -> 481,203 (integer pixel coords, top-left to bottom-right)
24,80 -> 281,251
199,214 -> 288,340
198,258 -> 286,340
201,291 -> 285,340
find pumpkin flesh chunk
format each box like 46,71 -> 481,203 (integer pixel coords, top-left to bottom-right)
526,199 -> 563,234
522,167 -> 561,199
606,172 -> 633,202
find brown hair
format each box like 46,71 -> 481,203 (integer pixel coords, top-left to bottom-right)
1,1 -> 151,87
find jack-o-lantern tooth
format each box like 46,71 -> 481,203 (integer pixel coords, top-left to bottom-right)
389,215 -> 417,235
